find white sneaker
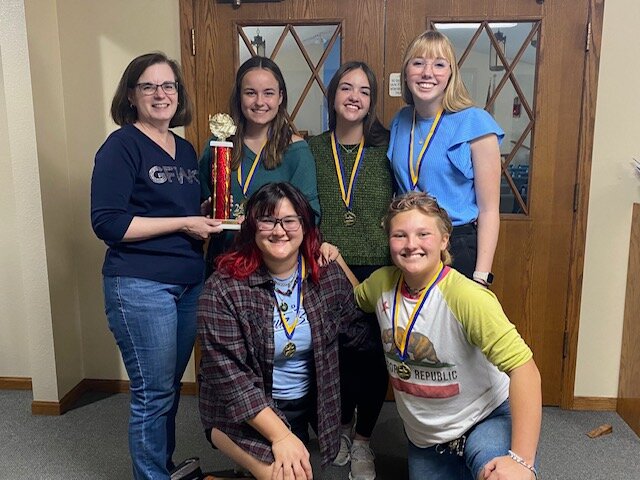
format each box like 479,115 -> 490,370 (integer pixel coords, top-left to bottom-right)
332,433 -> 352,466
349,442 -> 376,480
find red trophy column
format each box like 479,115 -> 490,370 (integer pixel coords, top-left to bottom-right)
210,139 -> 233,220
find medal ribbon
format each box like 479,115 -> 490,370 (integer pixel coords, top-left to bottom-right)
330,132 -> 365,213
391,263 -> 446,361
272,255 -> 306,341
237,141 -> 266,196
408,108 -> 444,190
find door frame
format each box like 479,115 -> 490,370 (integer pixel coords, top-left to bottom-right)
178,0 -> 605,409
560,0 -> 605,410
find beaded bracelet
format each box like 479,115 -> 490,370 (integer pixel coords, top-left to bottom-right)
507,450 -> 538,479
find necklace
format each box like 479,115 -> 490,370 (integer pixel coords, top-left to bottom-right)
402,282 -> 426,298
339,142 -> 360,154
273,275 -> 298,296
271,256 -> 305,359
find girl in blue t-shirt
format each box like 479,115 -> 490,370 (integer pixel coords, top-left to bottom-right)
388,30 -> 504,286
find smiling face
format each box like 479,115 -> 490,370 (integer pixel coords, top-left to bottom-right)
240,67 -> 283,128
389,209 -> 449,286
129,62 -> 178,127
404,54 -> 452,111
255,198 -> 304,275
333,67 -> 371,126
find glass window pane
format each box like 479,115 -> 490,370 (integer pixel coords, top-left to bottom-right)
435,21 -> 538,216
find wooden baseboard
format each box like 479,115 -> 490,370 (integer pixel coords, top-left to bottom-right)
0,376 -> 32,390
82,378 -> 197,396
571,396 -> 618,411
26,378 -> 198,415
31,378 -> 88,415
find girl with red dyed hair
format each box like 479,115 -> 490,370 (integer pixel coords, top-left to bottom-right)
198,182 -> 363,480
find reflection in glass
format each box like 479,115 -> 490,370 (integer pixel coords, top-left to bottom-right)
435,21 -> 539,215
251,29 -> 266,57
489,31 -> 506,71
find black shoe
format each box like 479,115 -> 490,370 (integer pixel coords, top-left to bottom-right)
170,457 -> 203,480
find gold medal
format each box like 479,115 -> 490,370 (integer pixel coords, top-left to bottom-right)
397,362 -> 412,380
344,210 -> 356,226
282,341 -> 296,358
331,132 -> 365,220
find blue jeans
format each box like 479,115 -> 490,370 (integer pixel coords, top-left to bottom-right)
103,276 -> 202,480
407,400 -> 512,480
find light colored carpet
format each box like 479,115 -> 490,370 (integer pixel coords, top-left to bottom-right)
1,390 -> 639,479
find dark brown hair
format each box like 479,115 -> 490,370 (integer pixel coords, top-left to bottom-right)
229,56 -> 293,170
111,52 -> 193,127
326,61 -> 389,146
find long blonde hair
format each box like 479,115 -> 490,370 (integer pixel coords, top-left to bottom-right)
400,30 -> 474,112
383,192 -> 453,265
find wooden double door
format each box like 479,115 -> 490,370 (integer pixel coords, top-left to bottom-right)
180,0 -> 596,406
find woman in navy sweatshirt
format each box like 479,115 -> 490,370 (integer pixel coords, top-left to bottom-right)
90,52 -> 222,480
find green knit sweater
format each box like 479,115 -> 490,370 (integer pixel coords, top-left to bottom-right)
308,131 -> 393,266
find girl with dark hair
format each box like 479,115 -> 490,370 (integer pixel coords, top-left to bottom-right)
199,56 -> 321,276
91,52 -> 222,479
198,182 -> 363,480
308,61 -> 392,480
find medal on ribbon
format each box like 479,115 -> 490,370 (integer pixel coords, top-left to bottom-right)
408,108 -> 444,191
237,141 -> 266,197
391,263 -> 446,380
330,132 -> 365,226
272,255 -> 306,359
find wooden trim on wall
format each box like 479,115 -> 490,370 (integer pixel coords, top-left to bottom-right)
561,0 -> 604,410
572,396 -> 618,411
0,376 -> 32,390
6,377 -> 197,416
179,0 -> 198,147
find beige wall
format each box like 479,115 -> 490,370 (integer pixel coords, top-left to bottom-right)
574,0 -> 640,397
0,0 -> 637,402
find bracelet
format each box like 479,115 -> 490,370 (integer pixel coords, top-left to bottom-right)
508,450 -> 538,479
272,431 -> 292,445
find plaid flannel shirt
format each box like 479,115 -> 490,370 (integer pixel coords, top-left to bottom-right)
197,261 -> 362,467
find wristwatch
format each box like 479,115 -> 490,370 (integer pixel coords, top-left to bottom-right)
473,271 -> 494,286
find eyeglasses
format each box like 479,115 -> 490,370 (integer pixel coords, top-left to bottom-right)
407,58 -> 451,74
257,215 -> 302,232
135,82 -> 179,96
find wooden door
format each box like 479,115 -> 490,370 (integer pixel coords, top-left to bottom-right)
180,0 -> 385,153
180,0 -> 591,406
383,0 -> 588,405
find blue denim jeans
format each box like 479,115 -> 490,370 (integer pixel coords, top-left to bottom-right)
103,276 -> 202,480
407,400 -> 512,480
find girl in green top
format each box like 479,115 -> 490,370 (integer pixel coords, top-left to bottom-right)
199,56 -> 320,276
308,61 -> 393,480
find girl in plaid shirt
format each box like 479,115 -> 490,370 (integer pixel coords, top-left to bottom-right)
198,182 -> 365,480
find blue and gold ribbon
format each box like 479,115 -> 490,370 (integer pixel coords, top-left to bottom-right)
391,262 -> 446,361
408,108 -> 444,190
237,141 -> 266,196
272,255 -> 306,340
330,132 -> 366,214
